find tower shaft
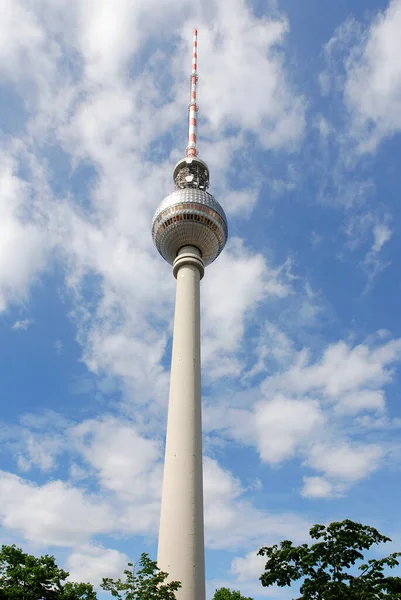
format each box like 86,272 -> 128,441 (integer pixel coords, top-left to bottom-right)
157,246 -> 206,600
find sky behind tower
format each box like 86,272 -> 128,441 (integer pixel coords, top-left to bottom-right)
1,0 -> 401,598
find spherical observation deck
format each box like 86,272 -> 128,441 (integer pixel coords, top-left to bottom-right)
152,159 -> 228,267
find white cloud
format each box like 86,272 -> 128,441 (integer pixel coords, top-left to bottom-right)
230,550 -> 266,582
314,115 -> 332,138
301,476 -> 337,499
2,416 -> 164,544
254,396 -> 325,465
19,410 -> 71,431
306,442 -> 385,482
372,223 -> 392,253
69,417 -> 164,536
17,434 -> 61,472
258,337 -> 400,485
343,212 -> 391,276
204,457 -> 243,538
245,322 -> 294,380
0,157 -> 49,312
223,550 -> 298,598
202,239 -> 290,379
326,0 -> 401,151
345,212 -> 380,252
224,189 -> 260,218
203,401 -> 257,447
203,457 -> 310,550
0,1 -> 48,81
359,217 -> 392,285
204,335 -> 401,494
334,390 -> 385,415
71,417 -> 162,501
11,318 -> 33,331
0,471 -> 114,546
263,338 -> 401,399
66,544 -> 129,586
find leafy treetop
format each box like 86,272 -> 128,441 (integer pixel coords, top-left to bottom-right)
0,544 -> 96,600
258,519 -> 401,600
100,552 -> 181,600
212,587 -> 253,600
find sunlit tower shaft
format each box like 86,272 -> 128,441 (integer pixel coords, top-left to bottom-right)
151,29 -> 228,600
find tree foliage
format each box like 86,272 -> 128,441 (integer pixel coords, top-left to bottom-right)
258,519 -> 401,599
0,544 -> 96,600
100,553 -> 181,600
212,586 -> 253,600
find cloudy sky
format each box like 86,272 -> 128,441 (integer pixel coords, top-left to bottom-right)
1,0 -> 401,598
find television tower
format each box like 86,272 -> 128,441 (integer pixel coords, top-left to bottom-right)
152,29 -> 228,600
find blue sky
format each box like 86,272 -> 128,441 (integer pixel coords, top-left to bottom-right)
1,0 -> 401,598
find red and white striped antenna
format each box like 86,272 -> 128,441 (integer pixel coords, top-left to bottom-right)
186,28 -> 199,158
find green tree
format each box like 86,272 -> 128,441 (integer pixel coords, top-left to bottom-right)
100,553 -> 181,600
212,586 -> 253,600
0,544 -> 96,599
258,519 -> 401,599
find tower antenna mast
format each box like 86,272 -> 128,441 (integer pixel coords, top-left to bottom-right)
187,28 -> 199,158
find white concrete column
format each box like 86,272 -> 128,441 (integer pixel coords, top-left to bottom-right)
157,245 -> 205,600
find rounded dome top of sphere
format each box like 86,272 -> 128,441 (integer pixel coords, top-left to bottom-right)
152,186 -> 228,267
172,156 -> 209,181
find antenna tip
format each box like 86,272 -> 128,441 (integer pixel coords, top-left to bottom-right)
193,28 -> 198,35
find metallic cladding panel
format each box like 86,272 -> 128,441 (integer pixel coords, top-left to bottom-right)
152,188 -> 228,266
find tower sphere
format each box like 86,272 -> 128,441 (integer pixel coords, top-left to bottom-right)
152,157 -> 228,267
